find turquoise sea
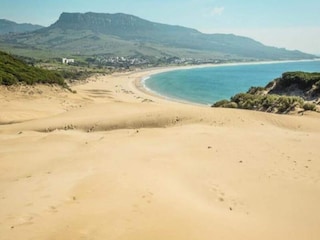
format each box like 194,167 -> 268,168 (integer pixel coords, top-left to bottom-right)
144,60 -> 320,105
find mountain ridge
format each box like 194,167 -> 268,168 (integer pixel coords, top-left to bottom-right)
0,12 -> 316,60
0,19 -> 43,35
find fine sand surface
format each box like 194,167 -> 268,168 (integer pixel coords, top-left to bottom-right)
1,68 -> 320,240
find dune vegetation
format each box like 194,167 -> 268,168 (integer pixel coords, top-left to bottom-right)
0,50 -> 66,87
213,71 -> 320,113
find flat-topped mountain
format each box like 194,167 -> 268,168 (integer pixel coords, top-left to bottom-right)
0,19 -> 43,35
0,12 -> 316,60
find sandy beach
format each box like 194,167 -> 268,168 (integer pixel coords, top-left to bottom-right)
1,67 -> 320,240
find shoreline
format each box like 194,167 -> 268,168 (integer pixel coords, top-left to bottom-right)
132,66 -> 211,107
132,58 -> 320,106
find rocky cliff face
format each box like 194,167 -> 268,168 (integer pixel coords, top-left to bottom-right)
51,12 -> 178,33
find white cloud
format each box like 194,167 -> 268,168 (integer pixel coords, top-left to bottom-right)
210,7 -> 224,16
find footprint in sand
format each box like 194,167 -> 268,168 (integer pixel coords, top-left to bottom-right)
141,191 -> 154,204
13,215 -> 35,228
49,206 -> 58,213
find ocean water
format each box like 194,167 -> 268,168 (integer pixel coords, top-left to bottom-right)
144,60 -> 320,105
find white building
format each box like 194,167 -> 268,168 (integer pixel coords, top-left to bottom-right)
62,58 -> 75,64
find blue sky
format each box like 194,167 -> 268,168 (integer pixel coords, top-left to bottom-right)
1,0 -> 320,54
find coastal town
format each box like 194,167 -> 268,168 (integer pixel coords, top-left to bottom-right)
65,55 -> 232,69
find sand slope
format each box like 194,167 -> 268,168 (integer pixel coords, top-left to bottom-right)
1,69 -> 320,240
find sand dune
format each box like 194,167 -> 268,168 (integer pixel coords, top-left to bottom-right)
1,68 -> 320,240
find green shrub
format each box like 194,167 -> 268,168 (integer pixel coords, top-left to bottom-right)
303,102 -> 317,111
213,93 -> 307,113
225,102 -> 238,108
1,72 -> 18,85
212,99 -> 238,108
212,99 -> 229,107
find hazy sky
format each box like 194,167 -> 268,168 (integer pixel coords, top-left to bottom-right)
1,0 -> 319,54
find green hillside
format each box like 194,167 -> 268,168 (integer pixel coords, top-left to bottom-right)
0,12 -> 316,61
0,50 -> 66,86
212,72 -> 320,113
